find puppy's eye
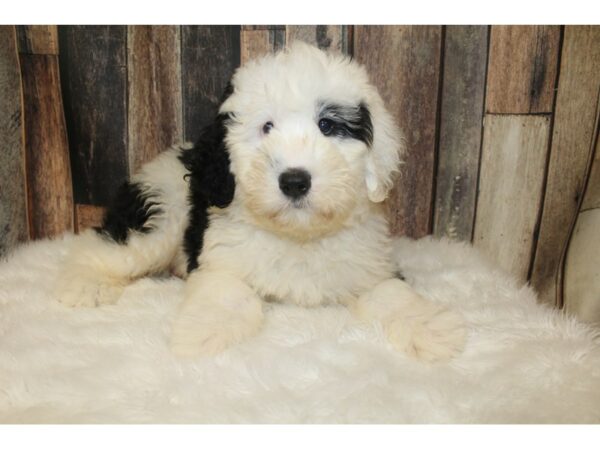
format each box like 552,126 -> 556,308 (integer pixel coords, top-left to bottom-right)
262,121 -> 274,135
318,118 -> 334,136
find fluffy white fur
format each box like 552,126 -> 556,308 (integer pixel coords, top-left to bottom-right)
52,43 -> 465,362
1,236 -> 599,423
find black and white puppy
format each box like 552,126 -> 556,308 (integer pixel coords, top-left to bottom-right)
55,43 -> 466,361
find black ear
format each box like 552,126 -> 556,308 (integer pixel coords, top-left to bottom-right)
178,113 -> 236,208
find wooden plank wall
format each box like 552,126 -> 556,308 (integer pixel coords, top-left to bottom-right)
3,25 -> 599,315
0,26 -> 28,255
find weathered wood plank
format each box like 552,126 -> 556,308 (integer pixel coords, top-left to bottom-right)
286,25 -> 349,53
181,26 -> 240,143
564,208 -> 600,324
354,25 -> 442,238
127,25 -> 183,172
75,204 -> 106,232
240,27 -> 284,64
58,25 -> 128,206
530,26 -> 600,305
16,25 -> 59,55
433,25 -> 488,241
474,115 -> 551,283
486,26 -> 560,114
19,53 -> 74,238
581,129 -> 600,211
0,26 -> 29,254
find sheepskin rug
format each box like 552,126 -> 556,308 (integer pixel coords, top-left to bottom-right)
1,234 -> 599,424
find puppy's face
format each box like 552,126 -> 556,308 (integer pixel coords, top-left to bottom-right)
221,43 -> 403,241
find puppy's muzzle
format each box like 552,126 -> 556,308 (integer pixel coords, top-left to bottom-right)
278,168 -> 311,200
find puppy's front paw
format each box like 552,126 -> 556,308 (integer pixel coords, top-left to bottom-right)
170,300 -> 263,358
55,273 -> 124,308
384,303 -> 466,363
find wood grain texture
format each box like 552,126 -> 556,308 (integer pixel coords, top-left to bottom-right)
75,204 -> 106,232
564,208 -> 600,324
19,53 -> 74,238
286,25 -> 349,53
127,26 -> 183,172
58,25 -> 128,206
16,25 -> 59,55
530,26 -> 600,306
433,26 -> 488,241
240,27 -> 284,64
354,26 -> 442,237
486,26 -> 560,114
581,127 -> 600,211
0,26 -> 29,254
182,26 -> 240,143
474,115 -> 551,283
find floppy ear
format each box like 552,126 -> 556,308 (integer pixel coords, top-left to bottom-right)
179,113 -> 236,208
364,101 -> 405,203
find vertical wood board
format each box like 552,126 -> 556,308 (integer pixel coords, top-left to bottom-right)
354,25 -> 442,237
16,25 -> 59,55
474,115 -> 551,283
127,25 -> 183,172
286,25 -> 348,53
530,26 -> 600,305
433,25 -> 488,241
58,25 -> 128,206
485,25 -> 560,113
19,53 -> 74,238
0,26 -> 29,254
182,26 -> 240,143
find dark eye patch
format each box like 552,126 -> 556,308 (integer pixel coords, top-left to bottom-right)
317,101 -> 373,146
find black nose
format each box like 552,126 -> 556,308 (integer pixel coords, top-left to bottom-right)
278,168 -> 312,199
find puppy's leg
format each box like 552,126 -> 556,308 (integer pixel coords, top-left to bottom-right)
170,270 -> 263,357
352,279 -> 466,363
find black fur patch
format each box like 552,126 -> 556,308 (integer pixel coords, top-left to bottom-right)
318,102 -> 374,146
96,181 -> 160,244
179,113 -> 236,272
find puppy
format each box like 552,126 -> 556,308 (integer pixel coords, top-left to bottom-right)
55,42 -> 465,362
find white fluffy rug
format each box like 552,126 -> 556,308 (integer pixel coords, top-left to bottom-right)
1,235 -> 599,423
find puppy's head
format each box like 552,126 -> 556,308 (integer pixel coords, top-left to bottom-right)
220,42 -> 404,240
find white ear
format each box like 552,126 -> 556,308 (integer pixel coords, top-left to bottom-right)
364,100 -> 404,203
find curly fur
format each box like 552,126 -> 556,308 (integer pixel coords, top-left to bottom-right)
53,42 -> 465,362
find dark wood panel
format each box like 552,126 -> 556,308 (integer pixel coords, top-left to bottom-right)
434,26 -> 488,241
486,25 -> 560,114
58,25 -> 128,206
19,53 -> 74,238
354,25 -> 442,238
0,26 -> 29,253
530,26 -> 600,306
127,25 -> 183,172
16,25 -> 59,55
182,26 -> 240,143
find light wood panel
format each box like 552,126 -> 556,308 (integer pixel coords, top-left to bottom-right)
530,26 -> 600,305
474,115 -> 551,283
286,25 -> 348,53
127,25 -> 183,172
